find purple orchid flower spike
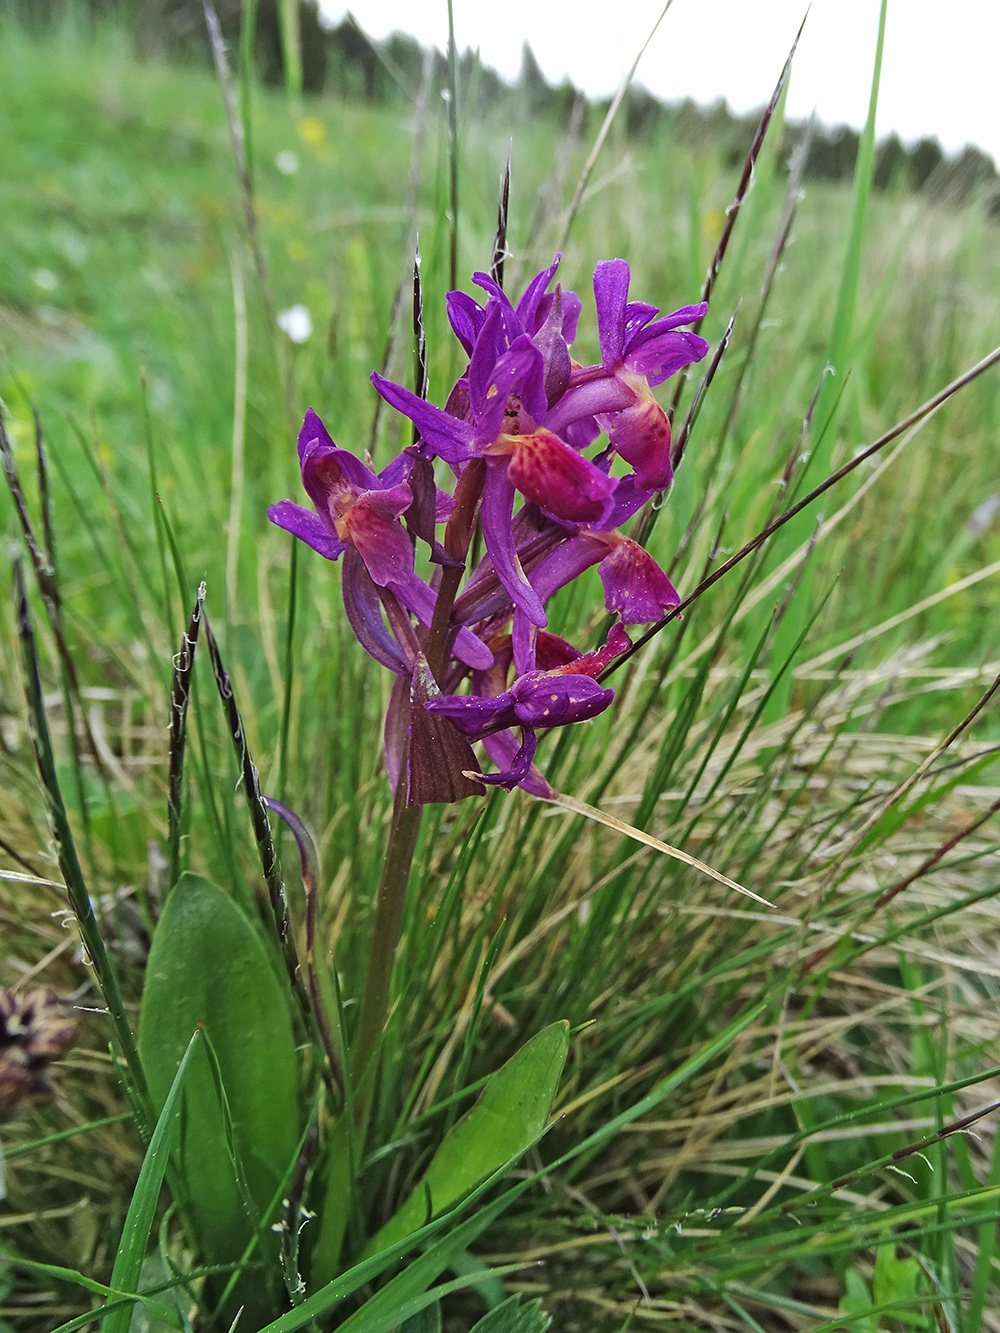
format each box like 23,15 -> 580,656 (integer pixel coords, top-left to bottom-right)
272,255 -> 710,803
592,259 -> 710,489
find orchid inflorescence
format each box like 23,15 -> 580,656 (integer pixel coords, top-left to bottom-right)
270,257 -> 708,802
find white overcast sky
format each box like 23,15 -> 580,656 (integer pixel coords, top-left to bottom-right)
318,1 -> 1000,164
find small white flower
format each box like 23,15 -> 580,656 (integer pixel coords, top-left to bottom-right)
60,233 -> 87,265
32,269 -> 58,291
276,150 -> 299,175
277,305 -> 313,344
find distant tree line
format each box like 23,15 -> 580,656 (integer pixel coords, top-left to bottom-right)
10,0 -> 998,208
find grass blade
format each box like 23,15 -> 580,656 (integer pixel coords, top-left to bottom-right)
103,1031 -> 202,1333
167,581 -> 205,892
445,0 -> 459,290
11,555 -> 153,1131
558,0 -> 675,251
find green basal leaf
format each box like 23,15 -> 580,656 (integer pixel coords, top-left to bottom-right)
138,873 -> 301,1273
873,1245 -> 926,1325
839,1268 -> 877,1333
363,1021 -> 570,1260
400,1303 -> 442,1333
468,1295 -> 550,1333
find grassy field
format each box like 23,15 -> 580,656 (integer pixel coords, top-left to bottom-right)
2,11 -> 1000,1332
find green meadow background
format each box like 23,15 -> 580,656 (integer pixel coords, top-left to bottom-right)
2,6 -> 1000,1330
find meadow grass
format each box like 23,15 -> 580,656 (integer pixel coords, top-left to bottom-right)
1,10 -> 1000,1331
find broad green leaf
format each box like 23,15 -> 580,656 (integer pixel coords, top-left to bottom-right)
839,1268 -> 876,1333
103,1032 -> 200,1333
873,1245 -> 925,1325
363,1021 -> 569,1259
138,873 -> 300,1269
469,1295 -> 550,1333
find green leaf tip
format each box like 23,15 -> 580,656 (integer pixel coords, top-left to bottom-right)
363,1020 -> 570,1260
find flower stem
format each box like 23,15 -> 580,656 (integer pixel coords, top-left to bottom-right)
349,459 -> 485,1144
350,772 -> 423,1139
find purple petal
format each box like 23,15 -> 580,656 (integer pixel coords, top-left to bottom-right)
471,335 -> 546,442
510,672 -> 614,727
297,406 -> 336,462
471,272 -> 520,347
626,302 -> 708,345
468,299 -> 506,420
562,415 -> 602,450
510,531 -> 609,671
378,451 -> 413,489
301,437 -> 381,500
610,415 -> 671,491
626,329 -> 710,386
371,372 -> 476,465
341,548 -> 407,672
622,302 -> 660,343
593,259 -> 631,369
481,730 -> 554,797
481,465 -> 547,627
447,289 -> 487,356
505,429 -> 616,526
341,485 -> 414,586
599,538 -> 679,623
599,475 -> 658,529
521,530 -> 609,605
478,727 -> 540,790
268,500 -> 345,561
513,257 -> 561,330
393,573 -> 495,671
425,689 -> 515,738
535,631 -> 584,669
543,373 -> 635,435
556,621 -> 632,676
